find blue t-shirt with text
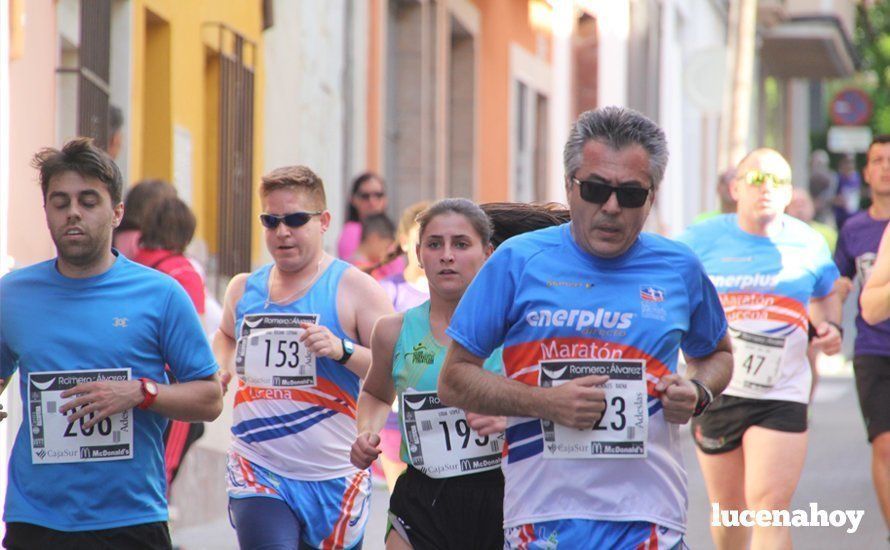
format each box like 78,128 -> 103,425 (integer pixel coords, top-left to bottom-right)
0,254 -> 218,531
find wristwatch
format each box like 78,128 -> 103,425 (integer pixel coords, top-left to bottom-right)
138,378 -> 159,410
338,339 -> 355,364
690,379 -> 713,417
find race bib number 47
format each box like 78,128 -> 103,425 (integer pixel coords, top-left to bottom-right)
29,369 -> 133,464
402,390 -> 503,478
540,359 -> 648,459
237,314 -> 319,389
728,328 -> 786,394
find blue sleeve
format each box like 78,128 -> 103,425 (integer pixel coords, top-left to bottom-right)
681,260 -> 728,358
446,245 -> 519,359
833,228 -> 855,278
159,281 -> 219,382
813,240 -> 840,298
0,338 -> 16,380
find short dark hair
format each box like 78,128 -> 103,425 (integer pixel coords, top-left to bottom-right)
867,134 -> 890,163
360,213 -> 395,242
32,137 -> 123,204
139,196 -> 196,254
260,165 -> 327,210
118,179 -> 178,232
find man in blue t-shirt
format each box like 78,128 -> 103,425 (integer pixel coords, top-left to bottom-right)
836,134 -> 890,535
439,107 -> 733,549
0,138 -> 222,549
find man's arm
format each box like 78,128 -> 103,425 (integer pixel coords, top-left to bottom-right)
330,266 -> 395,379
862,226 -> 890,325
809,291 -> 843,355
214,274 -> 248,392
60,374 -> 222,428
681,332 -> 734,398
438,342 -> 607,430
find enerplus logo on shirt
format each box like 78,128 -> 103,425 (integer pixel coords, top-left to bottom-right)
525,308 -> 634,331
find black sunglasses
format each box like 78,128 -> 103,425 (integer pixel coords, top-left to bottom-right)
259,211 -> 322,229
570,177 -> 652,208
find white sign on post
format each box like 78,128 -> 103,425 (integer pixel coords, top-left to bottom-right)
827,126 -> 873,154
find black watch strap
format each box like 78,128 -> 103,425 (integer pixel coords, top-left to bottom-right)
338,339 -> 355,364
690,379 -> 713,417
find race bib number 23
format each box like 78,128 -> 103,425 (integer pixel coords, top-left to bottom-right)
540,359 -> 648,459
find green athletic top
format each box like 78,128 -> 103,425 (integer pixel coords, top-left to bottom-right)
393,300 -> 504,463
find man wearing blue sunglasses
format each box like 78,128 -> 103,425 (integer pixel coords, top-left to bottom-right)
213,165 -> 393,549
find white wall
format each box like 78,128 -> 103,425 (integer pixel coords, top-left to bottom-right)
262,0 -> 367,258
676,0 -> 728,231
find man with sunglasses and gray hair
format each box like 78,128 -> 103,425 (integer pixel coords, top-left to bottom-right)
440,106 -> 733,548
679,148 -> 841,549
213,165 -> 393,549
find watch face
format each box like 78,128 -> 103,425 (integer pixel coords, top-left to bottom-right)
344,340 -> 355,353
145,380 -> 159,396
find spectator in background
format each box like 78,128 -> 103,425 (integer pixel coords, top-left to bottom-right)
810,149 -> 836,224
693,168 -> 737,224
133,196 -> 208,492
106,105 -> 124,161
787,187 -> 838,252
338,171 -> 388,260
349,213 -> 397,281
380,201 -> 430,313
834,154 -> 863,229
113,179 -> 177,258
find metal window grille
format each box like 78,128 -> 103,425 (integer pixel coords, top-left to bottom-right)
58,0 -> 111,148
211,24 -> 256,283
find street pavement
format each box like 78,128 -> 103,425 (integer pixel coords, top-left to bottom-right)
172,374 -> 882,549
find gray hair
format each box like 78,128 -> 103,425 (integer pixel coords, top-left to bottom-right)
563,106 -> 669,190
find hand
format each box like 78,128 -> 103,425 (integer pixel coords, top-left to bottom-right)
655,374 -> 697,424
466,413 -> 506,436
299,323 -> 344,360
59,380 -> 144,430
220,370 -> 233,396
542,374 -> 608,429
351,431 -> 382,470
811,322 -> 842,355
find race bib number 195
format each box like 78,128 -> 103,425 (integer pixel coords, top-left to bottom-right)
29,369 -> 134,464
540,359 -> 648,459
402,390 -> 503,478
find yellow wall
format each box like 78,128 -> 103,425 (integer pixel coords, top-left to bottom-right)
130,0 -> 265,259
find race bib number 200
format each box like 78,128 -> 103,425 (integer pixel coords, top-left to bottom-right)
540,359 -> 648,459
29,369 -> 134,464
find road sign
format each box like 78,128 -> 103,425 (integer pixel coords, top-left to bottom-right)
827,126 -> 873,153
830,89 -> 872,126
